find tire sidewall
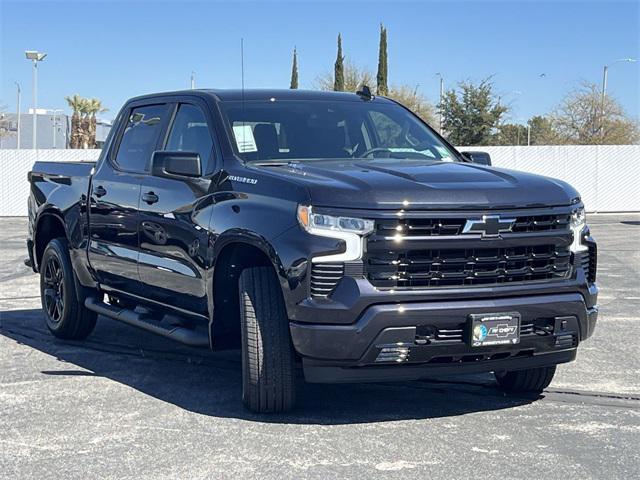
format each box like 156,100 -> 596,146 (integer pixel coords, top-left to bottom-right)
40,239 -> 76,334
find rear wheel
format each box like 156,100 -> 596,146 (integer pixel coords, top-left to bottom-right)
239,266 -> 295,413
40,238 -> 97,340
495,366 -> 556,393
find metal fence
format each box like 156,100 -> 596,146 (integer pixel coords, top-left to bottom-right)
0,149 -> 101,216
458,145 -> 640,212
1,145 -> 638,216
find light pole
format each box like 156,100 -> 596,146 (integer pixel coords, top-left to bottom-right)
25,50 -> 47,149
15,82 -> 21,149
601,58 -> 636,137
190,71 -> 196,89
435,73 -> 444,134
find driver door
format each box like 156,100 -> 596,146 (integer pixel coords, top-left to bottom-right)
137,101 -> 216,314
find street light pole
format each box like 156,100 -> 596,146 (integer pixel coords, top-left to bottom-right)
32,60 -> 37,148
25,51 -> 47,149
600,58 -> 636,139
15,82 -> 21,149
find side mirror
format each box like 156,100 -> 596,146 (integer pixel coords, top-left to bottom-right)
151,151 -> 202,178
461,151 -> 492,166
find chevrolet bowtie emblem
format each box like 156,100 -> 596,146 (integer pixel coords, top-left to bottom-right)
462,215 -> 516,238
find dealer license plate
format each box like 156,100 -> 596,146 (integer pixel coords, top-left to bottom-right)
469,312 -> 521,347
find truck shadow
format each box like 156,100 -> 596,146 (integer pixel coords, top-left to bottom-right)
0,309 -> 540,425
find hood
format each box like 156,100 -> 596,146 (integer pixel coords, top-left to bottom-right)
251,159 -> 579,210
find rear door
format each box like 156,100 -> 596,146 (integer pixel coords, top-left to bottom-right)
137,100 -> 216,314
88,102 -> 170,295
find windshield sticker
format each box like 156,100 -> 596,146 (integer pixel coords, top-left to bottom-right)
233,124 -> 258,153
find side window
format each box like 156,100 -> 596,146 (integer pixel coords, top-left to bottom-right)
166,104 -> 214,172
114,104 -> 168,172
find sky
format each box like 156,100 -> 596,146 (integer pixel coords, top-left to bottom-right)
1,0 -> 639,123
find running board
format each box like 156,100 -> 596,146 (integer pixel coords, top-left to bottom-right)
84,296 -> 209,348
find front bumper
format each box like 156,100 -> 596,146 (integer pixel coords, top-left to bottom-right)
290,291 -> 598,383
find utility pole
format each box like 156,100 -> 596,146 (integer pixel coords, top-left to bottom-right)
191,71 -> 195,89
15,82 -> 21,149
527,123 -> 531,146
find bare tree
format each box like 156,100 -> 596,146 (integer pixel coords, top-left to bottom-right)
314,62 -> 435,124
315,59 -> 374,93
387,85 -> 436,125
551,82 -> 639,145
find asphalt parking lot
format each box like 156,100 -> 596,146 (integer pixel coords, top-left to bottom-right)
1,215 -> 639,480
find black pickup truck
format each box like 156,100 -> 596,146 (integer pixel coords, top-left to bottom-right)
27,88 -> 598,413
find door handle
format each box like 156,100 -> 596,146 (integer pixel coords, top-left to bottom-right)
93,185 -> 107,197
142,191 -> 159,204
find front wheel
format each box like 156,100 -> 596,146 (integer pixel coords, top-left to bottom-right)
495,366 -> 556,393
40,238 -> 97,340
239,266 -> 295,413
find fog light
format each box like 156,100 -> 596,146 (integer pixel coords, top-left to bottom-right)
375,345 -> 410,363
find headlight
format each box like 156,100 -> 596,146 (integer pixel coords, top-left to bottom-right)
297,205 -> 374,262
297,205 -> 374,235
570,207 -> 588,253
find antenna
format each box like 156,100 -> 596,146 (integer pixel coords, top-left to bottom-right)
356,85 -> 374,101
241,38 -> 245,96
241,38 -> 246,152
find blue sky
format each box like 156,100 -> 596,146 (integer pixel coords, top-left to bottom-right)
1,0 -> 638,122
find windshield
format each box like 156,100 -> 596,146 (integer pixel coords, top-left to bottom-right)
219,99 -> 458,163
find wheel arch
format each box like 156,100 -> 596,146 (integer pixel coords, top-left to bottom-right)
209,231 -> 287,349
33,209 -> 69,271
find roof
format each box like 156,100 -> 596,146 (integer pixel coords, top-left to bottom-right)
128,88 -> 393,104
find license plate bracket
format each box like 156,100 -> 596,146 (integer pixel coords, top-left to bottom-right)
469,312 -> 521,347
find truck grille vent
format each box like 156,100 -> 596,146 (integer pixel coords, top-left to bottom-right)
374,213 -> 570,238
588,244 -> 597,283
310,263 -> 344,298
366,245 -> 571,289
579,245 -> 597,283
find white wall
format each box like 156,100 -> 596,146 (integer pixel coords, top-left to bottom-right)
1,146 -> 638,216
458,145 -> 640,212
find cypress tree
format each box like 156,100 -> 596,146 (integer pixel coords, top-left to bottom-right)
290,47 -> 298,89
334,34 -> 345,92
376,24 -> 388,96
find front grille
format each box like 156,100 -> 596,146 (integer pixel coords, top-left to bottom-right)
366,245 -> 572,289
310,263 -> 344,298
374,213 -> 570,238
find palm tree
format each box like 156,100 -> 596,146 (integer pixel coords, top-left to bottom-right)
86,98 -> 108,148
80,98 -> 92,149
65,94 -> 84,148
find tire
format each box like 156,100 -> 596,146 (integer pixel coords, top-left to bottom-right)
239,266 -> 295,413
40,238 -> 97,340
495,366 -> 556,393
